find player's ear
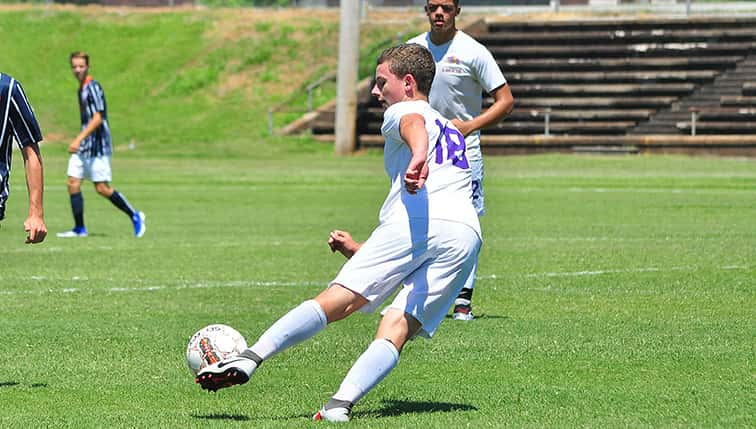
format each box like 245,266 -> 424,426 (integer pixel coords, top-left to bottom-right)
403,74 -> 415,91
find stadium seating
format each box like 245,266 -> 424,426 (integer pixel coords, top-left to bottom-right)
297,15 -> 756,155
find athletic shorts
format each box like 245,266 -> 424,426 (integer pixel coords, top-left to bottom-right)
471,157 -> 485,216
329,218 -> 482,338
67,153 -> 112,182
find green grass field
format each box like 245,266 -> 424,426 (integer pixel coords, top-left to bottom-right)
1,5 -> 755,428
2,150 -> 754,428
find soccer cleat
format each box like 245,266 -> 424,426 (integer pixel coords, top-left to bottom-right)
313,407 -> 351,423
56,227 -> 88,238
195,355 -> 258,392
452,304 -> 474,321
132,211 -> 146,237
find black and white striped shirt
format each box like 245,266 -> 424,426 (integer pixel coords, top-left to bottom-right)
78,76 -> 112,158
0,73 -> 43,220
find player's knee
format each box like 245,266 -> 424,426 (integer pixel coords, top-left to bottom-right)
315,284 -> 368,323
376,310 -> 421,352
94,183 -> 112,196
66,177 -> 81,193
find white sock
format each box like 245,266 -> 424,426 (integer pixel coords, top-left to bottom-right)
248,299 -> 327,360
331,339 -> 399,404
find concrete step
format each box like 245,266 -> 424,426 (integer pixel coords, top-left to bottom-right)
491,121 -> 637,135
486,17 -> 756,33
571,145 -> 640,154
500,56 -> 742,72
512,96 -> 678,108
478,28 -> 756,45
508,70 -> 718,84
512,83 -> 695,96
505,109 -> 654,121
677,121 -> 756,133
698,108 -> 756,121
721,96 -> 756,106
490,42 -> 756,59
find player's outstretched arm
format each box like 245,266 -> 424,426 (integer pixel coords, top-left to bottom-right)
22,144 -> 46,244
328,230 -> 361,259
452,84 -> 514,137
400,113 -> 429,195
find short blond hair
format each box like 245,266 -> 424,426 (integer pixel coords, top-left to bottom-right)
69,51 -> 90,66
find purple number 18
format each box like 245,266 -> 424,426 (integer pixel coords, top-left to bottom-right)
434,119 -> 469,169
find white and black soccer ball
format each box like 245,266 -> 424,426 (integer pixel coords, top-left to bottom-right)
186,324 -> 247,375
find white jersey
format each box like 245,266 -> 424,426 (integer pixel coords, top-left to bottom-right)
407,30 -> 507,162
378,100 -> 480,237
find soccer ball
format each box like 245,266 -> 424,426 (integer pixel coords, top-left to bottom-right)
186,324 -> 247,375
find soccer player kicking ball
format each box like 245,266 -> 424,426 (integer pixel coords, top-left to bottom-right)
196,43 -> 482,422
57,52 -> 145,238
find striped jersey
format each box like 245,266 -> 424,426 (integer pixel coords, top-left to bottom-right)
0,73 -> 43,220
77,76 -> 112,158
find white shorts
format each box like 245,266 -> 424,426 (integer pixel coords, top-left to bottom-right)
330,219 -> 482,338
67,154 -> 112,182
470,157 -> 485,216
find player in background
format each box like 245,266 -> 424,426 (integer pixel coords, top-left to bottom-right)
0,73 -> 47,244
195,44 -> 482,423
408,0 -> 514,320
57,52 -> 145,238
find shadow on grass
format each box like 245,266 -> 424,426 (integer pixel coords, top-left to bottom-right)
444,313 -> 509,320
358,399 -> 477,418
194,413 -> 306,422
192,413 -> 250,421
0,381 -> 47,388
192,399 -> 475,422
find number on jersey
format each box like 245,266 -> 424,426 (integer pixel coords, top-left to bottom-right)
433,119 -> 469,169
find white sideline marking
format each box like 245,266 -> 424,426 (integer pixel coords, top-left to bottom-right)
565,187 -> 756,195
507,186 -> 756,195
524,265 -> 750,278
526,267 -> 666,278
1,266 -> 751,297
0,280 -> 323,296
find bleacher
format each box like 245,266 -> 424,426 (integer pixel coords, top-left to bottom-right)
302,15 -> 756,155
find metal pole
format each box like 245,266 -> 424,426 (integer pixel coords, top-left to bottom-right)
544,108 -> 551,136
360,0 -> 368,22
335,2 -> 361,155
686,0 -> 691,17
691,110 -> 697,136
551,0 -> 560,14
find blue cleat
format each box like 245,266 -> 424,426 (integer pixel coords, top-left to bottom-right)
132,211 -> 146,237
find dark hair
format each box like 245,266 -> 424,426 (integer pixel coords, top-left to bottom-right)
69,51 -> 89,66
427,0 -> 460,6
376,43 -> 436,96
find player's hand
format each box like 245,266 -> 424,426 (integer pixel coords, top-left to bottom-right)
328,230 -> 361,259
68,140 -> 80,154
404,157 -> 428,195
24,215 -> 47,244
451,118 -> 472,137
